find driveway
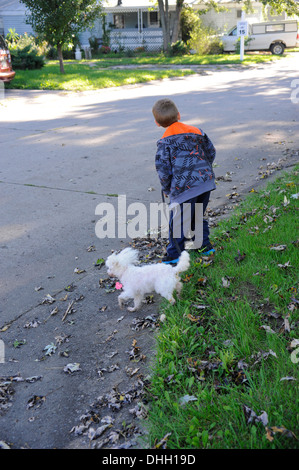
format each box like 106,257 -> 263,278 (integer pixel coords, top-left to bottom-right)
0,54 -> 298,449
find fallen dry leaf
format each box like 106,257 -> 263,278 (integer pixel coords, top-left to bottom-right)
243,405 -> 268,426
290,339 -> 299,349
250,350 -> 277,366
235,250 -> 246,263
265,425 -> 297,442
50,306 -> 59,316
0,441 -> 10,449
41,294 -> 55,304
104,330 -> 118,343
24,320 -> 41,328
64,363 -> 81,374
87,245 -> 96,252
222,277 -> 230,288
155,432 -> 172,449
0,324 -> 11,332
125,366 -> 140,377
27,395 -> 46,409
270,244 -> 287,251
74,268 -> 86,274
260,325 -> 276,334
277,261 -> 292,269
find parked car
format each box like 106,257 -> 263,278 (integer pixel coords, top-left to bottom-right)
222,20 -> 299,55
0,34 -> 15,83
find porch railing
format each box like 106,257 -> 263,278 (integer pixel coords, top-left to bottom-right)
109,28 -> 163,51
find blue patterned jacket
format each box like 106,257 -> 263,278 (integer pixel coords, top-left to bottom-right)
155,121 -> 216,204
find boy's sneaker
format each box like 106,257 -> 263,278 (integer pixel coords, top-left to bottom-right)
197,243 -> 215,256
162,254 -> 179,265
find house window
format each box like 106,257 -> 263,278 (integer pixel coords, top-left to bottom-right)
149,11 -> 159,27
237,10 -> 242,18
114,14 -> 125,29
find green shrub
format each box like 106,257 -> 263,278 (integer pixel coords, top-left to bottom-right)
5,28 -> 19,44
234,36 -> 253,54
46,46 -> 58,60
169,40 -> 190,56
188,19 -> 223,55
180,6 -> 201,43
6,31 -> 47,69
125,48 -> 135,57
10,45 -> 45,69
89,35 -> 99,55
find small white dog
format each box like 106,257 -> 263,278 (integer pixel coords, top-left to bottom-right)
105,247 -> 190,312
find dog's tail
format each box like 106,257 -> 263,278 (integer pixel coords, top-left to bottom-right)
173,250 -> 190,275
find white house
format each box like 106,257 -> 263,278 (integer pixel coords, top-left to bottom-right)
0,0 -> 34,36
0,0 -> 295,52
79,0 -> 167,51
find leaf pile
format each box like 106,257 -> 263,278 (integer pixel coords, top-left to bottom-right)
70,377 -> 148,448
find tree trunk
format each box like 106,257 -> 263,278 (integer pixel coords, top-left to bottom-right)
57,43 -> 65,74
171,0 -> 184,44
158,0 -> 170,51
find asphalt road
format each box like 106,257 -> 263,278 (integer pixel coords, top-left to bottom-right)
0,54 -> 298,449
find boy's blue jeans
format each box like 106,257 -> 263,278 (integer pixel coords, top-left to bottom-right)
167,191 -> 211,259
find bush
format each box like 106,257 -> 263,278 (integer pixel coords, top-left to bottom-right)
6,31 -> 47,69
10,45 -> 45,69
169,40 -> 190,56
46,46 -> 58,60
89,35 -> 99,55
134,46 -> 146,54
45,44 -> 76,60
188,19 -> 223,55
180,6 -> 201,43
204,38 -> 224,55
5,28 -> 19,44
99,45 -> 111,54
234,36 -> 253,54
125,48 -> 135,57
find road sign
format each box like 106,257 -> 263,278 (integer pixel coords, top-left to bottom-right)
237,21 -> 248,37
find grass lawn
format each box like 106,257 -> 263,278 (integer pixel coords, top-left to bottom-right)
145,167 -> 299,449
5,52 -> 281,92
5,61 -> 195,91
87,52 -> 280,67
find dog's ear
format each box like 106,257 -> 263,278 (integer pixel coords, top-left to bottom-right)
107,256 -> 122,273
106,252 -> 117,268
113,260 -> 121,271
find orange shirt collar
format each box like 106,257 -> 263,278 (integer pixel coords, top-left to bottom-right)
162,121 -> 202,138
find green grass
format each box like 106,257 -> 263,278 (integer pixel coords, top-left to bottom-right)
88,52 -> 279,67
145,167 -> 299,449
5,61 -> 195,91
6,52 -> 281,91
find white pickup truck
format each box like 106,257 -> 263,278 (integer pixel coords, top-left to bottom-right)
222,19 -> 299,55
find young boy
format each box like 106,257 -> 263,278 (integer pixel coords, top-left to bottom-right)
152,98 -> 216,264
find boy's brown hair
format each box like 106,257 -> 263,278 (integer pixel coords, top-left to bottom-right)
152,98 -> 179,128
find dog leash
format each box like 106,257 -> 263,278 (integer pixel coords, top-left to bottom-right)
161,190 -> 182,256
